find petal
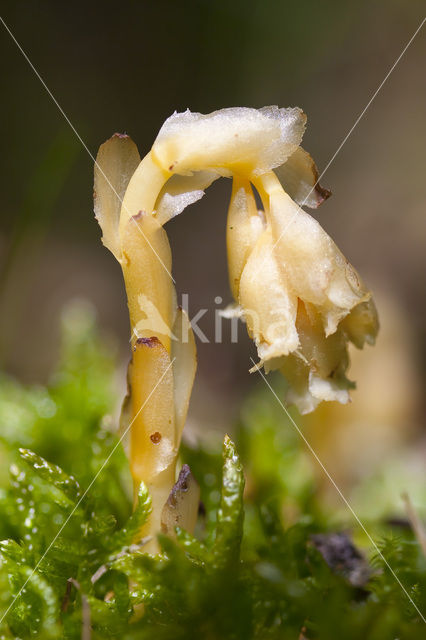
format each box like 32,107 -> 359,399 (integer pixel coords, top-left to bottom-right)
154,170 -> 220,226
239,226 -> 299,364
279,353 -> 320,414
282,364 -> 352,415
219,303 -> 243,319
274,146 -> 331,209
227,178 -> 265,300
94,133 -> 141,259
119,152 -> 171,231
152,106 -> 306,178
294,301 -> 351,380
340,298 -> 379,348
308,373 -> 351,404
261,174 -> 370,335
278,302 -> 354,414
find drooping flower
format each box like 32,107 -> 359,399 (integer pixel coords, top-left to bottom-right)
149,106 -> 378,414
93,106 -> 378,547
226,170 -> 378,413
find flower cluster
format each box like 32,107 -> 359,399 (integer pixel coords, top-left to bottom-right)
150,106 -> 378,412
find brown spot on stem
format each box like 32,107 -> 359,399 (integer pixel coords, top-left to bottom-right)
133,336 -> 161,351
150,431 -> 162,444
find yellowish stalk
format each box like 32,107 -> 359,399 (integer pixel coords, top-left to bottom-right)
120,209 -> 174,352
226,178 -> 262,301
94,137 -> 198,552
130,337 -> 176,550
119,153 -> 170,231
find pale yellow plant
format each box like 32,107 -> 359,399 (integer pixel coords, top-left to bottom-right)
93,106 -> 378,548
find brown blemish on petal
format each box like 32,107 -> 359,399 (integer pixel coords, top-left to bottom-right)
309,161 -> 331,207
314,182 -> 332,205
168,163 -> 175,171
131,210 -> 146,222
329,365 -> 338,378
150,431 -> 162,444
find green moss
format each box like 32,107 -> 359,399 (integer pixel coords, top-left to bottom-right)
0,306 -> 424,639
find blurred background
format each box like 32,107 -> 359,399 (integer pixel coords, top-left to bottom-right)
0,1 -> 425,508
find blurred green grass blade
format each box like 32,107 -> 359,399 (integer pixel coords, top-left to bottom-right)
213,435 -> 245,568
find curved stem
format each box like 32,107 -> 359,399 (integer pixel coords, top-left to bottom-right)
251,170 -> 285,223
119,152 -> 171,236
